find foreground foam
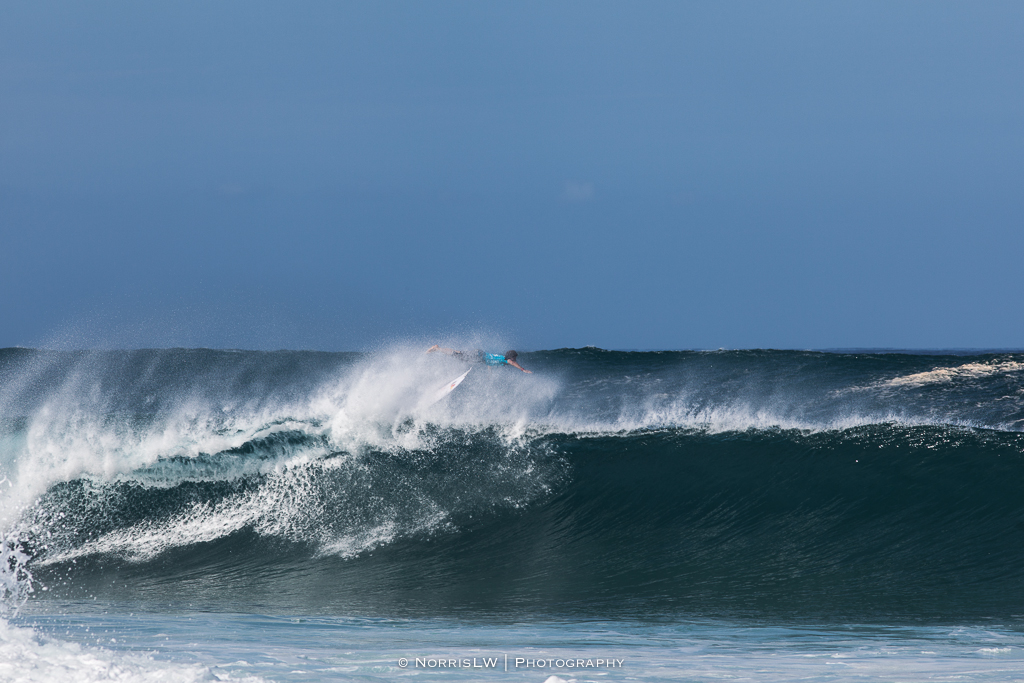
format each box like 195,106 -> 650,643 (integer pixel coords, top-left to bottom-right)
0,618 -> 267,683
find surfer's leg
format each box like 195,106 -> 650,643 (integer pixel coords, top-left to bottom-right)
427,345 -> 461,356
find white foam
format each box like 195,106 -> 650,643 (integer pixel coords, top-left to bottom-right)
0,618 -> 267,683
1,392 -> 314,529
317,511 -> 451,559
846,360 -> 1024,391
0,342 -> 557,535
37,453 -> 454,564
313,343 -> 562,454
0,533 -> 33,610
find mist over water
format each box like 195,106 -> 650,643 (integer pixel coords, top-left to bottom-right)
1,345 -> 1024,680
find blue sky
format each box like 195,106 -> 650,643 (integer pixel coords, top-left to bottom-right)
2,1 -> 1022,350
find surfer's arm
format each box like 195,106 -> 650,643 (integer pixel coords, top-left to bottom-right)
507,359 -> 532,373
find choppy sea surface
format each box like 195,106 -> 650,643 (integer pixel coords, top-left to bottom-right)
2,345 -> 1024,681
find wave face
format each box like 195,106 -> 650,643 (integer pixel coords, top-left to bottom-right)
2,346 -> 1023,619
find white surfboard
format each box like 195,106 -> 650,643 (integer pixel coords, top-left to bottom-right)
430,368 -> 471,405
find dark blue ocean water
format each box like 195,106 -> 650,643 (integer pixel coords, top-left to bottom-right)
1,345 -> 1023,681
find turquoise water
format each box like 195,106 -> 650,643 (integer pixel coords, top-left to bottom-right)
11,608 -> 1024,682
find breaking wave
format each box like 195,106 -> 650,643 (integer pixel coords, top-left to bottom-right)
1,346 -> 1023,619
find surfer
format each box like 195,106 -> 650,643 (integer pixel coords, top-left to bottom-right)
426,345 -> 532,373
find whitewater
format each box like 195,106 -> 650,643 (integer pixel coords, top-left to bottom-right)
2,344 -> 1024,681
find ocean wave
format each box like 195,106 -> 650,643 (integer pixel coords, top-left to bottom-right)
2,346 -> 1024,618
7,423 -> 1021,618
